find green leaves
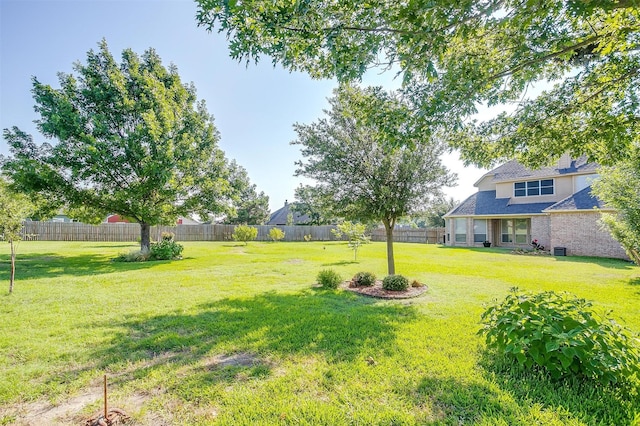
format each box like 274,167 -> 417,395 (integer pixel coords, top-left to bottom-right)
196,0 -> 640,167
591,146 -> 640,265
0,180 -> 34,243
292,84 -> 455,273
232,224 -> 259,245
2,40 -> 250,251
479,289 -> 640,388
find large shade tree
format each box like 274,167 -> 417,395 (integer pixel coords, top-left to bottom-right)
196,0 -> 639,167
2,40 -> 249,252
293,85 -> 456,274
591,146 -> 640,265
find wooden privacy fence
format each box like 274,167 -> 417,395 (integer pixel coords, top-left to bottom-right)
370,227 -> 445,244
22,222 -> 445,244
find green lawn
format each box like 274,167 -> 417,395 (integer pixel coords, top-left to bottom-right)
1,241 -> 639,425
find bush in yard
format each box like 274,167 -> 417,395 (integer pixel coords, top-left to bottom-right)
113,250 -> 151,262
233,225 -> 258,245
352,271 -> 376,287
382,274 -> 409,291
268,227 -> 285,242
411,279 -> 425,288
317,269 -> 342,289
479,288 -> 640,387
150,238 -> 184,260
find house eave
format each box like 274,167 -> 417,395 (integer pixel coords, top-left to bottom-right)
543,208 -> 615,214
445,212 -> 549,218
492,169 -> 599,184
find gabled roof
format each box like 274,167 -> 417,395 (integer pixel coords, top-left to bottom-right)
267,202 -> 310,225
445,191 -> 555,217
544,186 -> 607,212
476,156 -> 599,186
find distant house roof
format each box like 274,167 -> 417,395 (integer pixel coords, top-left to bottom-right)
477,156 -> 599,185
177,216 -> 200,225
267,201 -> 311,225
445,191 -> 556,217
544,186 -> 607,212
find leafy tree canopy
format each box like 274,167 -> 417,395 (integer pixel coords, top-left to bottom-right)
292,186 -> 336,225
223,161 -> 270,225
2,40 -> 251,251
293,85 -> 456,274
196,0 -> 639,167
413,197 -> 458,228
591,147 -> 640,264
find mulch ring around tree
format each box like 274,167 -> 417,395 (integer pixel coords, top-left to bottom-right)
342,280 -> 428,299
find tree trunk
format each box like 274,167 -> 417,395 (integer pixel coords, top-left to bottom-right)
140,222 -> 151,253
383,218 -> 395,275
9,239 -> 15,294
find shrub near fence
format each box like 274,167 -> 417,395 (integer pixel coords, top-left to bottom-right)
22,222 -> 444,244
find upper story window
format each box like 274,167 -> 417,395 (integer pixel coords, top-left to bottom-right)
514,179 -> 554,197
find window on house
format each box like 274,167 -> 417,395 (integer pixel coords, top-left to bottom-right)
454,218 -> 466,243
501,218 -> 530,244
514,179 -> 554,197
473,219 -> 487,243
515,219 -> 528,243
501,219 -> 513,243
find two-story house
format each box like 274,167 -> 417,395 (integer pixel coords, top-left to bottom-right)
443,155 -> 628,259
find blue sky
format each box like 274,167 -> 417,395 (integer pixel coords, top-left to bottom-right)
0,0 -> 486,212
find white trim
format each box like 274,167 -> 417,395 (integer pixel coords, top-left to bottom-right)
493,169 -> 600,184
545,208 -> 615,214
513,178 -> 555,198
446,213 -> 548,218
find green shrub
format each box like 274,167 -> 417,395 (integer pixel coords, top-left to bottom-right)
233,225 -> 258,245
382,274 -> 409,291
479,288 -> 640,386
113,250 -> 151,262
352,271 -> 376,287
317,269 -> 342,289
268,227 -> 285,242
149,239 -> 184,260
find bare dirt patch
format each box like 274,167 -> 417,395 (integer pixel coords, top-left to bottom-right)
342,280 -> 428,299
205,352 -> 260,369
5,385 -> 155,425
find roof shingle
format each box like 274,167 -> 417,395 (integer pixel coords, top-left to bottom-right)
544,186 -> 605,211
485,156 -> 598,183
447,191 -> 555,216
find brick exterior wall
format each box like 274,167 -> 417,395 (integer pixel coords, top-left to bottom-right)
549,211 -> 628,259
530,215 -> 550,250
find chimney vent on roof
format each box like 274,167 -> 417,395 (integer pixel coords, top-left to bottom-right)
558,153 -> 572,169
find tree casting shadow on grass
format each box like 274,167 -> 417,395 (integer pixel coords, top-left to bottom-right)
321,260 -> 359,266
436,246 -> 635,270
473,353 -> 637,424
0,252 -> 157,281
90,290 -> 416,382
